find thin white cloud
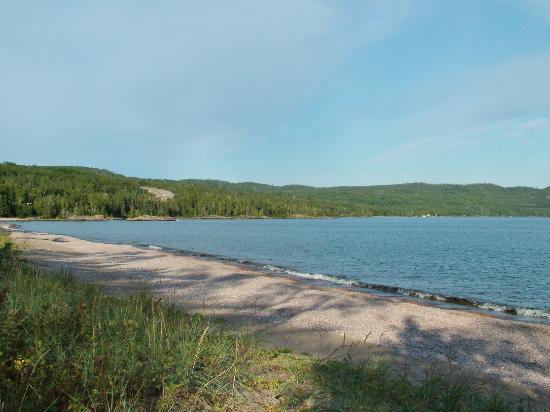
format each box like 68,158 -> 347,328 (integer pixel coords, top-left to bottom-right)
369,134 -> 482,164
370,114 -> 550,166
500,116 -> 550,143
512,116 -> 550,132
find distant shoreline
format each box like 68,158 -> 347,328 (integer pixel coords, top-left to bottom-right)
2,214 -> 550,222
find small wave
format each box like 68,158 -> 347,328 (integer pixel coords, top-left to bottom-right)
263,265 -> 355,286
479,302 -> 516,314
516,308 -> 550,320
148,245 -> 162,251
479,303 -> 550,320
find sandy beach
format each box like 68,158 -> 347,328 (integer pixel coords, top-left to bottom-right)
4,228 -> 550,405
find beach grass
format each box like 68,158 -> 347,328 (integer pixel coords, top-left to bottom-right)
0,233 -> 534,411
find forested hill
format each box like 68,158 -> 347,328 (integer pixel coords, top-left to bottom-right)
1,162 -> 549,218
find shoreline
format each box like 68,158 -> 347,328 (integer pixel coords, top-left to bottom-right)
3,215 -> 550,223
4,227 -> 550,403
135,243 -> 550,324
4,220 -> 549,324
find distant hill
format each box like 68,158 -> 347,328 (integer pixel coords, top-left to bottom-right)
1,162 -> 549,218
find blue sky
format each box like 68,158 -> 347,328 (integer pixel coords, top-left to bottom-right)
1,0 -> 549,187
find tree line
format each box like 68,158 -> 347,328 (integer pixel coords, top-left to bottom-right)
1,162 -> 549,218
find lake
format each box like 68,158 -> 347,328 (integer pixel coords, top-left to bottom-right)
14,217 -> 550,320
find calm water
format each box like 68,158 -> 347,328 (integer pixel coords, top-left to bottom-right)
14,218 -> 550,319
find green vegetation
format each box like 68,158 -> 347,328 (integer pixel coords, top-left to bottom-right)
1,162 -> 550,218
0,233 -> 535,410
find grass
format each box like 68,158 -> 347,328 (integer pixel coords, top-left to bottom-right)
0,233 -> 537,411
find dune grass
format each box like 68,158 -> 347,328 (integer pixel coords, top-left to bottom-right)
0,233 -> 535,411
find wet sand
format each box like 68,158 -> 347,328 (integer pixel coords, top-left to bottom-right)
5,228 -> 550,405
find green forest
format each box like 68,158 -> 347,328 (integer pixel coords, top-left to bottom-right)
1,162 -> 550,218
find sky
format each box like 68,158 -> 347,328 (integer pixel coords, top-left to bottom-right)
1,0 -> 550,187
